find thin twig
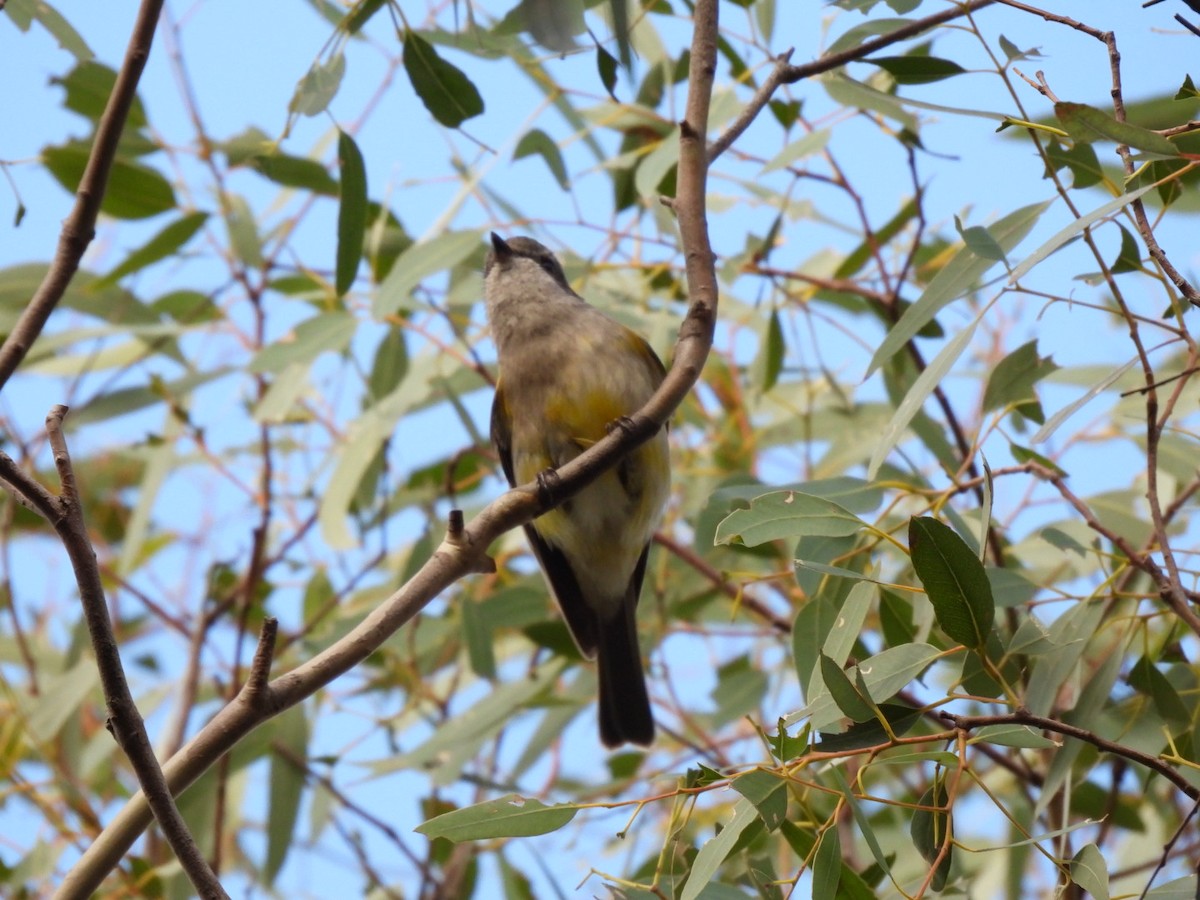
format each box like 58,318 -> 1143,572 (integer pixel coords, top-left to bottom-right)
707,0 -> 998,164
948,709 -> 1199,800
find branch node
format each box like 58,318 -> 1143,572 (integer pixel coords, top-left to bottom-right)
244,617 -> 279,698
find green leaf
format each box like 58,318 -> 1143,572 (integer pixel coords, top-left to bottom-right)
378,660 -> 564,783
249,312 -> 357,373
868,201 -> 1050,375
761,129 -> 831,174
223,193 -> 264,269
680,798 -> 759,900
867,302 -> 984,479
812,828 -> 841,898
909,517 -> 995,649
711,656 -> 768,727
364,203 -> 413,284
871,55 -> 966,85
95,212 -> 208,288
462,597 -> 496,679
9,0 -> 93,61
715,491 -> 866,547
820,654 -> 875,722
1175,75 -> 1199,101
816,703 -> 922,751
336,130 -> 368,297
21,660 -> 98,743
807,582 -> 874,697
1128,656 -> 1191,726
343,0 -> 386,34
1069,844 -> 1110,900
1030,357 -> 1137,444
596,45 -> 619,101
999,34 -> 1041,62
513,129 -> 569,190
835,196 -> 918,279
982,340 -> 1059,418
1008,181 -> 1158,284
265,706 -> 308,882
1009,443 -> 1065,476
1055,102 -> 1179,158
43,142 -> 176,220
760,308 -> 785,391
731,770 -> 788,831
516,0 -> 584,53
790,643 -> 941,730
821,71 -> 918,130
1045,140 -> 1104,189
910,779 -> 953,892
403,31 -> 484,128
51,61 -> 146,128
289,52 -> 345,117
969,724 -> 1058,749
368,325 -> 408,402
249,152 -> 339,196
373,229 -> 483,317
416,795 -> 577,841
954,215 -> 1007,263
1110,224 -> 1143,274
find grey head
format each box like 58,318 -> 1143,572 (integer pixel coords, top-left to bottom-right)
485,232 -> 571,292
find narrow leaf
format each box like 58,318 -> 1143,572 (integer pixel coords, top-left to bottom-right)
867,304 -> 982,479
909,517 -> 995,649
1007,183 -> 1157,285
265,706 -> 308,882
680,798 -> 759,900
871,55 -> 966,85
910,779 -> 953,892
336,130 -> 368,297
1055,102 -> 1179,157
868,201 -> 1049,375
416,795 -> 577,841
97,212 -> 208,287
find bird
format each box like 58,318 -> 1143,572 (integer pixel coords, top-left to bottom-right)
483,232 -> 670,747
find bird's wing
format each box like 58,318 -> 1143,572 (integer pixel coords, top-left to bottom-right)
490,378 -> 599,657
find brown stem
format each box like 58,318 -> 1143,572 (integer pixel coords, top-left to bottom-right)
0,0 -> 167,390
39,407 -> 228,899
948,708 -> 1199,800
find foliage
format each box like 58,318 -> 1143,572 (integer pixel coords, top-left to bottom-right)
2,0 -> 1200,898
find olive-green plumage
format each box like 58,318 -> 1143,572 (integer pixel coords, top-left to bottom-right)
484,233 -> 669,748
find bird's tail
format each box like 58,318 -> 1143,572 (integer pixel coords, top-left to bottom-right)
596,596 -> 654,748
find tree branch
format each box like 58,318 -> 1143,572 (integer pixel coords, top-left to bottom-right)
708,0 -> 998,164
0,0 -> 167,390
53,2 -> 724,894
34,408 -> 228,899
947,708 -> 1200,801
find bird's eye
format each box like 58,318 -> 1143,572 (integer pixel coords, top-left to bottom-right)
538,258 -> 557,276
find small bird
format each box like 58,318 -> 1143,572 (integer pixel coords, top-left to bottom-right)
483,233 -> 670,747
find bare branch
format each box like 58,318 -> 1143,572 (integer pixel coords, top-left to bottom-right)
0,0 -> 168,389
40,407 -> 229,899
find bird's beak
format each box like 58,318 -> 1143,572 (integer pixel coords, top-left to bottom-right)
490,232 -> 512,258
